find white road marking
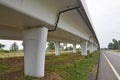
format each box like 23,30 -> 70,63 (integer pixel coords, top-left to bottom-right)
103,53 -> 120,80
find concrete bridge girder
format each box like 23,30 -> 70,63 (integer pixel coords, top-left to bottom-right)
0,0 -> 95,43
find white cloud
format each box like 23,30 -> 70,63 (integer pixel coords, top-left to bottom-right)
85,0 -> 120,48
0,39 -> 23,50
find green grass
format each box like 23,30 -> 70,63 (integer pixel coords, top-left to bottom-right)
44,51 -> 99,80
0,64 -> 18,73
0,51 -> 73,58
24,76 -> 33,80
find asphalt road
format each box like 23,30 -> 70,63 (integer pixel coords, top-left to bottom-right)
97,51 -> 120,80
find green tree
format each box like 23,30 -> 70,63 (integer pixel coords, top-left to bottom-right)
60,45 -> 64,51
112,39 -> 119,49
10,42 -> 19,51
68,45 -> 73,50
108,43 -> 114,49
108,39 -> 120,50
63,43 -> 68,51
0,43 -> 5,49
47,42 -> 55,50
118,40 -> 120,49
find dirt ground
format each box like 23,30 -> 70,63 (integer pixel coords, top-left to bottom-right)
0,56 -> 63,80
0,57 -> 24,80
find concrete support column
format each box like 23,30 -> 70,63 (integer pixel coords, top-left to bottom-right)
54,42 -> 60,56
87,43 -> 90,52
80,41 -> 88,56
94,47 -> 97,51
95,46 -> 98,51
89,43 -> 93,53
94,45 -> 97,51
93,45 -> 95,52
23,27 -> 48,77
73,44 -> 76,53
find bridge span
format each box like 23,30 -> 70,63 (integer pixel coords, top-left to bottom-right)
0,0 -> 99,77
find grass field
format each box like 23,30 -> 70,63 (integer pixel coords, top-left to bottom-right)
113,50 -> 120,52
0,51 -> 99,80
0,52 -> 24,58
0,51 -> 73,58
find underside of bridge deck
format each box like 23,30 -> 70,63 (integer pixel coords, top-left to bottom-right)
0,0 -> 99,77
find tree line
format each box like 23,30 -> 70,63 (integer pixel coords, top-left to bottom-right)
108,39 -> 120,50
47,42 -> 79,51
0,42 -> 19,52
0,42 -> 80,53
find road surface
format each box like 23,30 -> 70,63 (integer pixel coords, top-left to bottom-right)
97,51 -> 120,80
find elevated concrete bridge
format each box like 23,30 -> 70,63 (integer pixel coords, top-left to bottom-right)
0,0 -> 99,77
